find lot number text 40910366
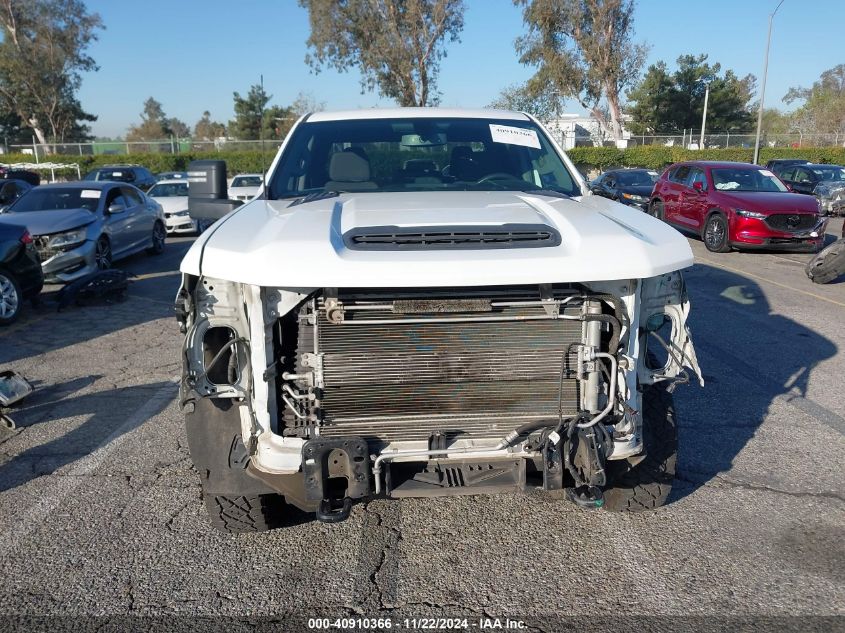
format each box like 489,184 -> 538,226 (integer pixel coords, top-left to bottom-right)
307,617 -> 528,630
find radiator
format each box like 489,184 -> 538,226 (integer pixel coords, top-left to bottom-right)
283,290 -> 586,447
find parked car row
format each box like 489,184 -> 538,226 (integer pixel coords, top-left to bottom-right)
147,179 -> 209,234
227,173 -> 263,201
83,164 -> 158,191
589,168 -> 658,210
0,178 -> 169,324
592,161 -> 828,253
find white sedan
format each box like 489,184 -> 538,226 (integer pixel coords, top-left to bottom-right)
148,179 -> 202,234
228,174 -> 262,201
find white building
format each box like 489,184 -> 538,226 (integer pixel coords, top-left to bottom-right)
544,113 -> 633,150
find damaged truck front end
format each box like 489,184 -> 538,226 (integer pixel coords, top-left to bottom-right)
176,272 -> 701,526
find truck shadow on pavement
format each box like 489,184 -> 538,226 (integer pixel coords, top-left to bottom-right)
0,379 -> 174,493
668,262 -> 839,502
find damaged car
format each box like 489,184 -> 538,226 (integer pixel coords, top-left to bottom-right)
778,163 -> 845,215
0,222 -> 42,325
177,108 -> 703,532
0,182 -> 166,283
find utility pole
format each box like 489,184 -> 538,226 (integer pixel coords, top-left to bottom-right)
753,0 -> 786,164
699,84 -> 710,149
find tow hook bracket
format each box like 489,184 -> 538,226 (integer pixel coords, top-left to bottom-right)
302,437 -> 371,522
317,497 -> 352,523
542,433 -> 564,490
566,486 -> 605,509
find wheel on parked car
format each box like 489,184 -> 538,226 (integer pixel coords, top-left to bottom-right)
146,221 -> 166,255
603,384 -> 677,512
703,213 -> 731,253
649,200 -> 664,221
186,398 -> 292,533
0,268 -> 22,325
95,236 -> 112,270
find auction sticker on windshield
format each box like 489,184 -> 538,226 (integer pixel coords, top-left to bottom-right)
489,124 -> 541,149
80,190 -> 101,199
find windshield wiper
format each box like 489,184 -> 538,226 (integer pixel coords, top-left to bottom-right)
521,188 -> 572,199
286,190 -> 342,207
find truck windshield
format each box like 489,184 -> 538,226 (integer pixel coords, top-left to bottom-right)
268,117 -> 580,199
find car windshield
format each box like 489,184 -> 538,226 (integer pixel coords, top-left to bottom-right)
616,170 -> 658,186
232,176 -> 262,187
149,182 -> 188,197
811,167 -> 845,182
88,169 -> 135,183
267,116 -> 580,198
711,168 -> 788,192
8,188 -> 101,213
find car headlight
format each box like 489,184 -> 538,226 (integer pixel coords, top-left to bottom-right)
735,208 -> 767,220
173,210 -> 190,218
47,228 -> 87,250
622,193 -> 646,202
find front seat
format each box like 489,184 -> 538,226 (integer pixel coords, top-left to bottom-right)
447,145 -> 478,181
324,150 -> 378,191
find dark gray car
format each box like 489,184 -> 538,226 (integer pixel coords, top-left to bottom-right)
0,182 -> 166,283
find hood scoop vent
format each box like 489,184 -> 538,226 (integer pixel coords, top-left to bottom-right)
343,223 -> 561,251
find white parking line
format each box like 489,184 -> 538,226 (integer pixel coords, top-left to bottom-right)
0,379 -> 179,557
131,270 -> 182,281
696,256 -> 845,309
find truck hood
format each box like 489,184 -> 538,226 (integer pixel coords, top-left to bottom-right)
181,191 -> 694,287
0,209 -> 97,236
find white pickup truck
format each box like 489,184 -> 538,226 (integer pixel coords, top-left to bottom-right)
177,108 -> 702,532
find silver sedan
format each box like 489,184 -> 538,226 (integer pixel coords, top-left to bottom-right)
0,181 -> 166,283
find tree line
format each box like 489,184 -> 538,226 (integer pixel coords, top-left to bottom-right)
0,0 -> 841,147
121,90 -> 324,143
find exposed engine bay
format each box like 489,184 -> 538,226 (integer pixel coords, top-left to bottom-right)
177,274 -> 701,520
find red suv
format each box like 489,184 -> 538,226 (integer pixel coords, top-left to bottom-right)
649,161 -> 826,252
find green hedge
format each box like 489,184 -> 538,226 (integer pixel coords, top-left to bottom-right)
567,146 -> 845,172
5,145 -> 845,178
0,151 -> 272,176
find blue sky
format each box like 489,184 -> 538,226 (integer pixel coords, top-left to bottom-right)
77,0 -> 845,138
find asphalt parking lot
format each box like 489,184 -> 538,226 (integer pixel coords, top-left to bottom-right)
1,222 -> 843,631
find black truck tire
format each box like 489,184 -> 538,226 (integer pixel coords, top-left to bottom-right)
603,385 -> 677,512
805,238 -> 845,285
203,493 -> 289,533
186,397 -> 290,533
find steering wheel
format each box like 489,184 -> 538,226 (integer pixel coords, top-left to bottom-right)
476,172 -> 518,183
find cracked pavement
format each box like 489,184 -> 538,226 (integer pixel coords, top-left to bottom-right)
0,225 -> 843,631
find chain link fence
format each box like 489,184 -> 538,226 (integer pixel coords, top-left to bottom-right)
3,138 -> 285,158
3,131 -> 843,159
555,130 -> 844,150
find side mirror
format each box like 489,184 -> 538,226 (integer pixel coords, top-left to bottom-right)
187,159 -> 243,221
108,202 -> 126,214
692,181 -> 704,192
